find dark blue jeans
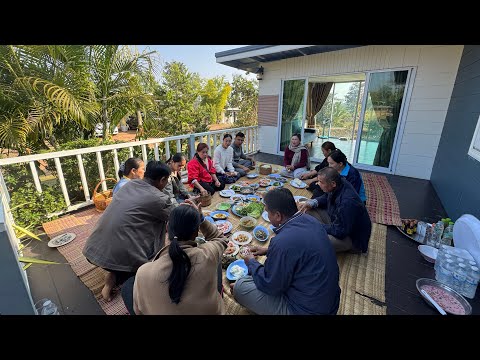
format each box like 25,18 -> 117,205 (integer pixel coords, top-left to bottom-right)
121,262 -> 223,315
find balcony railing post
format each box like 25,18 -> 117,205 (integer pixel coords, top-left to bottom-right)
165,141 -> 170,161
188,135 -> 196,160
29,161 -> 42,193
154,143 -> 160,161
112,150 -> 120,182
76,154 -> 91,202
0,168 -> 10,203
176,140 -> 182,155
96,152 -> 107,192
256,126 -> 259,152
141,144 -> 148,165
54,157 -> 71,208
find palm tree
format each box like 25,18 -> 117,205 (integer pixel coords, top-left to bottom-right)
87,45 -> 158,139
0,45 -> 96,152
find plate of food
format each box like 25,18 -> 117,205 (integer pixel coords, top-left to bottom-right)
416,278 -> 472,315
268,173 -> 282,179
223,240 -> 240,257
249,183 -> 260,190
48,232 -> 76,248
215,220 -> 233,234
269,180 -> 283,188
253,225 -> 269,242
230,194 -> 246,203
259,178 -> 271,187
239,216 -> 257,229
396,218 -> 425,244
216,202 -> 231,211
231,203 -> 247,217
262,210 -> 270,222
226,259 -> 248,280
290,178 -> 307,189
210,211 -> 229,220
237,181 -> 250,187
240,186 -> 255,195
232,231 -> 253,246
293,195 -> 309,203
229,184 -> 242,192
246,194 -> 261,202
246,173 -> 259,179
219,189 -> 235,198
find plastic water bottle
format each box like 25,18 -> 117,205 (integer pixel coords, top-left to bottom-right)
436,258 -> 455,286
441,223 -> 453,246
38,299 -> 59,315
463,266 -> 480,299
452,263 -> 467,292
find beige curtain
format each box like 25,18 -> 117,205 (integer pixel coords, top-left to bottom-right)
306,82 -> 333,128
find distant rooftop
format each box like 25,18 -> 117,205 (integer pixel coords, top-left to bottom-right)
215,45 -> 365,72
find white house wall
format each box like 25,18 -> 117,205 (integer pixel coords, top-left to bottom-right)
257,45 -> 464,180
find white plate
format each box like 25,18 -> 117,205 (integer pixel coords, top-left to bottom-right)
262,210 -> 270,222
290,179 -> 307,189
48,233 -> 76,248
246,173 -> 259,179
294,195 -> 308,202
219,189 -> 235,197
215,220 -> 233,234
223,241 -> 240,256
231,231 -> 253,246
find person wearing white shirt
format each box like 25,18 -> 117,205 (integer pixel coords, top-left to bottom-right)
213,134 -> 240,181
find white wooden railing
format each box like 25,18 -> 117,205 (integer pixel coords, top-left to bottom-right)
0,126 -> 259,217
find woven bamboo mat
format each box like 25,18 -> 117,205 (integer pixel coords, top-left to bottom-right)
361,172 -> 402,226
42,207 -> 129,315
41,162 -> 388,315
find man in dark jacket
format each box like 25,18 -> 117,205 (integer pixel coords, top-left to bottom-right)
300,167 -> 372,253
233,188 -> 340,315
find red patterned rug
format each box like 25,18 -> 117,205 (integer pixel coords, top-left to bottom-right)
362,172 -> 402,226
42,207 -> 129,315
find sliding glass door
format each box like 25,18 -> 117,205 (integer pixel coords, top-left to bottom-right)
353,68 -> 414,172
278,79 -> 307,152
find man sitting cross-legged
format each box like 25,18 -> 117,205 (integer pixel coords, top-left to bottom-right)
299,167 -> 372,254
232,187 -> 340,315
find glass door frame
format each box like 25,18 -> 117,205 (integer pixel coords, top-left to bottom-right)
277,77 -> 309,155
352,67 -> 417,174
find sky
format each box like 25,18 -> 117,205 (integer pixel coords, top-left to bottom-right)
135,45 -> 256,82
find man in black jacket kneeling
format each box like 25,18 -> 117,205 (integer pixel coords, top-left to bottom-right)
299,167 -> 372,253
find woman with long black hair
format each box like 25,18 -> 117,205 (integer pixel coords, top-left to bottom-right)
129,200 -> 228,314
164,153 -> 194,205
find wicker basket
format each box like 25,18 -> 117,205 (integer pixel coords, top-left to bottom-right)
259,164 -> 272,175
199,193 -> 212,207
92,178 -> 117,212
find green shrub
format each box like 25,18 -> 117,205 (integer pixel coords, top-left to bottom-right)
4,163 -> 65,228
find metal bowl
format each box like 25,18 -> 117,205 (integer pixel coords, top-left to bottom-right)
416,278 -> 472,315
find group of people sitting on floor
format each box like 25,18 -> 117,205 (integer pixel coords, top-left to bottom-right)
81,132 -> 372,315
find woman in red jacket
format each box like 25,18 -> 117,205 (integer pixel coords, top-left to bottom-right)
187,143 -> 225,195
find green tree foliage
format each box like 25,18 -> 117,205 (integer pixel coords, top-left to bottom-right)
0,45 -> 97,153
227,75 -> 258,126
155,61 -> 206,135
200,77 -> 231,124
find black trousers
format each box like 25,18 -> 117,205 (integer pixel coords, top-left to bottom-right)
195,180 -> 225,195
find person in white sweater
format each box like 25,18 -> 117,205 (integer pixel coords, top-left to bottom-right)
213,134 -> 240,181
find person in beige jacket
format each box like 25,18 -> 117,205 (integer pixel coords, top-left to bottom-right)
128,200 -> 228,315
